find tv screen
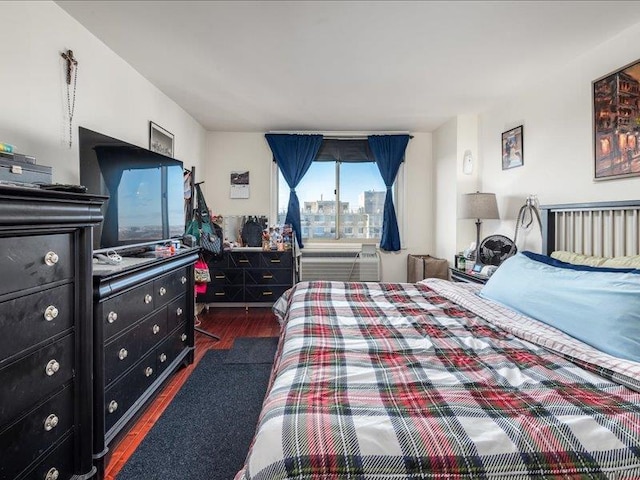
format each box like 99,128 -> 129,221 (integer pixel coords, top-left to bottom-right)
79,127 -> 186,252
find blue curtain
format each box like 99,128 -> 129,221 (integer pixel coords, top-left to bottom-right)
368,134 -> 410,251
265,133 -> 323,248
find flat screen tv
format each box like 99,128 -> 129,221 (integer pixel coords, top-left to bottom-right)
79,127 -> 186,252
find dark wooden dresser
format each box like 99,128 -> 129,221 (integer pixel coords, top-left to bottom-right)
91,248 -> 198,478
0,186 -> 104,480
197,248 -> 295,307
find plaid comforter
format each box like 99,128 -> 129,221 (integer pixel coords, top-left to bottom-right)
236,280 -> 640,480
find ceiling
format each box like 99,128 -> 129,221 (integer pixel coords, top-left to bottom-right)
57,1 -> 640,133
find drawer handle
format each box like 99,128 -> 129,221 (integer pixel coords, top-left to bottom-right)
181,276 -> 187,284
214,274 -> 225,279
239,259 -> 249,263
180,333 -> 187,342
152,324 -> 160,335
159,353 -> 167,363
262,274 -> 273,279
44,251 -> 59,266
262,291 -> 273,296
176,307 -> 183,316
107,400 -> 118,414
44,305 -> 59,321
44,414 -> 59,431
144,294 -> 152,304
107,311 -> 118,324
144,366 -> 153,377
44,467 -> 59,480
159,286 -> 167,296
270,259 -> 281,263
214,292 -> 225,296
45,359 -> 60,376
118,348 -> 128,360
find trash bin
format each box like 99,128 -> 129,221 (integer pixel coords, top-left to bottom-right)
407,254 -> 449,282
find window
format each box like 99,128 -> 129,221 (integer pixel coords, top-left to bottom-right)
276,149 -> 400,243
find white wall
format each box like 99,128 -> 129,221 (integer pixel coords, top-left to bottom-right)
203,131 -> 434,282
0,2 -> 206,185
478,21 -> 640,253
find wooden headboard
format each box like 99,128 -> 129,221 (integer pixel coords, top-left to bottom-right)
540,200 -> 640,256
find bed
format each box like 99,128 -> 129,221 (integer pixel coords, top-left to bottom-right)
235,201 -> 640,480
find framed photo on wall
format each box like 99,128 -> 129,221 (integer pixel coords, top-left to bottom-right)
149,121 -> 174,157
501,125 -> 524,170
593,59 -> 640,180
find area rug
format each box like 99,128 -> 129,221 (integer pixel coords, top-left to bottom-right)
116,338 -> 277,480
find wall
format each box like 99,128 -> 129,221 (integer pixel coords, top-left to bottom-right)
203,131 -> 433,282
0,2 -> 206,186
478,22 -> 640,253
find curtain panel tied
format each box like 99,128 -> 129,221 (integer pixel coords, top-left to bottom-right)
265,134 -> 323,248
368,134 -> 410,252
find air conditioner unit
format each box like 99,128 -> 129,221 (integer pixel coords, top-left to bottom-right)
299,247 -> 380,282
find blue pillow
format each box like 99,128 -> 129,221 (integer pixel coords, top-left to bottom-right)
479,252 -> 640,363
521,250 -> 640,274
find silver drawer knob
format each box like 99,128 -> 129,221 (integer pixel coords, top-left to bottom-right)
44,305 -> 59,322
159,286 -> 167,296
181,333 -> 187,342
176,307 -> 183,316
159,353 -> 167,363
107,311 -> 118,324
181,276 -> 187,284
44,251 -> 59,266
152,324 -> 160,334
44,414 -> 59,431
144,366 -> 153,377
107,400 -> 118,413
144,294 -> 152,304
44,467 -> 59,480
118,348 -> 128,360
45,359 -> 60,376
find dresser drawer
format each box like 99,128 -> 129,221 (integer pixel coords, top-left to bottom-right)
156,323 -> 189,376
245,268 -> 292,285
0,233 -> 73,296
245,285 -> 290,303
0,283 -> 74,363
104,350 -> 157,433
101,282 -> 156,342
154,267 -> 189,307
199,285 -> 244,303
167,295 -> 187,332
22,432 -> 75,480
209,268 -> 243,286
259,251 -> 292,269
0,334 -> 74,426
228,252 -> 261,268
104,309 -> 167,386
0,384 -> 73,480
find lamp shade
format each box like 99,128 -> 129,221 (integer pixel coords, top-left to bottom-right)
460,192 -> 499,220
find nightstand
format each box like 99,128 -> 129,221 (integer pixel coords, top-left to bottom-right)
450,268 -> 489,285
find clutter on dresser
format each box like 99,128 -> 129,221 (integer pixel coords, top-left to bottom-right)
0,143 -> 53,186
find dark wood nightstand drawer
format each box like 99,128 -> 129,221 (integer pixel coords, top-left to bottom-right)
450,268 -> 489,284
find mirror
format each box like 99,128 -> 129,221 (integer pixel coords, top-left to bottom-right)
217,215 -> 269,246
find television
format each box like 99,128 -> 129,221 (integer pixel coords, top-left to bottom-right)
79,127 -> 186,252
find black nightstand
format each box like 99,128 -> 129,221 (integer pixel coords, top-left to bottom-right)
450,268 -> 489,285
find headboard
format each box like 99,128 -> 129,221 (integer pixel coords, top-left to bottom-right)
540,200 -> 640,256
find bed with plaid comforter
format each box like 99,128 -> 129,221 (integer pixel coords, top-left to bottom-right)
236,280 -> 640,480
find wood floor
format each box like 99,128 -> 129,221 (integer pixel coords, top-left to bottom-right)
104,306 -> 281,480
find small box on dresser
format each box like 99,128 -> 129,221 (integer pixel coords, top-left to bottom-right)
0,185 -> 104,480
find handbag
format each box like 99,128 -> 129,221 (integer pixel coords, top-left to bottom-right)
194,257 -> 211,283
187,183 -> 223,259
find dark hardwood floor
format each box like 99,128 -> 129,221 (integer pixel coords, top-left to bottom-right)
104,306 -> 280,480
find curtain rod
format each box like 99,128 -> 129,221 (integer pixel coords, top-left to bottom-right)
267,133 -> 414,140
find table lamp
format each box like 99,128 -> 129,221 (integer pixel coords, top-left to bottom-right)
460,192 -> 499,270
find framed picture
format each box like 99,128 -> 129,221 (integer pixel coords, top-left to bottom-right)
501,125 -> 524,170
593,59 -> 640,180
149,121 -> 174,157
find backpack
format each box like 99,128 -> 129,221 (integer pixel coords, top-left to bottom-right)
241,216 -> 264,247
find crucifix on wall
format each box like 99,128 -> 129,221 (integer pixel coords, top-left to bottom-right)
61,49 -> 78,147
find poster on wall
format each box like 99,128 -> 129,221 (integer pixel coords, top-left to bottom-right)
230,170 -> 250,199
594,59 -> 640,180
